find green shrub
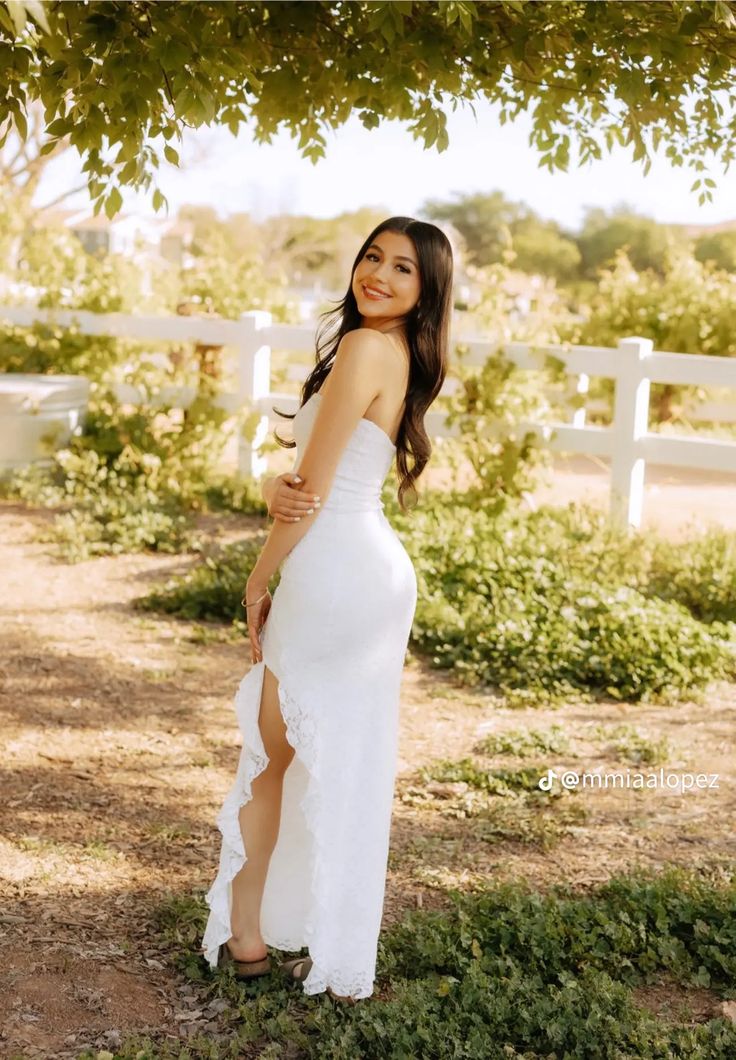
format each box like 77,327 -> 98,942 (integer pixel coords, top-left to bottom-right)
421,758 -> 548,796
135,537 -> 271,623
647,528 -> 736,625
0,389 -> 265,561
398,497 -> 735,704
595,724 -> 671,766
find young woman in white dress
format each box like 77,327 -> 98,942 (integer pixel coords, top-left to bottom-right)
202,216 -> 454,1002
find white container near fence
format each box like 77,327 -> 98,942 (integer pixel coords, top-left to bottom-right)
0,373 -> 90,472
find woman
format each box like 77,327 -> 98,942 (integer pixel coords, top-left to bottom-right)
201,216 -> 454,1002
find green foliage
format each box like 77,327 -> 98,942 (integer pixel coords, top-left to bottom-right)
647,527 -> 736,625
559,244 -> 736,422
399,497 -> 735,705
511,214 -> 582,282
143,867 -> 736,1058
0,225 -> 172,378
422,757 -> 550,795
1,391 -> 265,561
474,724 -> 570,757
426,190 -> 582,282
136,538 -> 270,624
1,2 -> 733,215
566,244 -> 736,361
177,225 -> 292,320
594,723 -> 671,766
138,496 -> 736,706
695,228 -> 736,272
440,348 -> 567,509
576,205 -> 686,279
0,215 -> 292,561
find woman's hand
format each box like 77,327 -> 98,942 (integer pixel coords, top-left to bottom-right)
243,578 -> 272,664
265,472 -> 321,522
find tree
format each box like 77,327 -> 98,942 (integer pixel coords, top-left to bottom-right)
576,205 -> 686,278
425,191 -> 520,268
425,192 -> 582,281
0,100 -> 88,267
694,228 -> 736,271
511,216 -> 581,283
0,1 -> 735,218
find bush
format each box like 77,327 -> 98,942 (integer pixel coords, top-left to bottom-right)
0,216 -> 295,561
558,244 -> 736,423
647,528 -> 736,625
135,538 -> 270,623
0,390 -> 266,561
399,496 -> 735,704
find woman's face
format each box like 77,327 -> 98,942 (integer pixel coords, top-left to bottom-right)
352,230 -> 421,328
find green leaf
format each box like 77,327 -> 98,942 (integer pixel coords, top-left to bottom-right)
13,107 -> 27,140
46,118 -> 69,138
104,186 -> 123,219
6,1 -> 27,34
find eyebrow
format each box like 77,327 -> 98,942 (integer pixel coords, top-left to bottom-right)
367,242 -> 418,267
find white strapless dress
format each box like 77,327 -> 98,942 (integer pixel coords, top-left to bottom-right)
201,392 -> 418,999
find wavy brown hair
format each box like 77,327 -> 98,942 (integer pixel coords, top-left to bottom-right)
273,216 -> 454,511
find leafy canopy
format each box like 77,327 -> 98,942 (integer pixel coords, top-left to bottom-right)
0,0 -> 735,217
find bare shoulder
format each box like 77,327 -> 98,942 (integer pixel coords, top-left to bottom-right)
325,329 -> 407,417
339,327 -> 396,360
340,328 -> 408,379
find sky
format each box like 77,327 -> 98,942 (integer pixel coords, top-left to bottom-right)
33,94 -> 735,232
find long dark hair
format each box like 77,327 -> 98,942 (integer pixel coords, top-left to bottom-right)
273,216 -> 454,511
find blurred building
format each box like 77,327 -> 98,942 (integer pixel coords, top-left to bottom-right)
31,208 -> 195,265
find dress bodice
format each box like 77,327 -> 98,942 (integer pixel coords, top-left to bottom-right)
291,393 -> 396,513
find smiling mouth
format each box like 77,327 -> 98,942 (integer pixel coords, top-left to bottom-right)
362,284 -> 391,299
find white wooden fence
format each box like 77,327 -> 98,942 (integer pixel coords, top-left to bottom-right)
1,305 -> 735,529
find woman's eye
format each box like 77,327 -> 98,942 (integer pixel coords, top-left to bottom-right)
365,252 -> 409,274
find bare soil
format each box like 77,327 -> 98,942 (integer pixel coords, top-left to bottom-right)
1,496 -> 734,1057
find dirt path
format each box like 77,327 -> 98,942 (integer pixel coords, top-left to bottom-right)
1,503 -> 734,1056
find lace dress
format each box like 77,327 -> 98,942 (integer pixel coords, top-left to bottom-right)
201,392 -> 418,999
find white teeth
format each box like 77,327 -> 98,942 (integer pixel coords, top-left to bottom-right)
364,285 -> 389,298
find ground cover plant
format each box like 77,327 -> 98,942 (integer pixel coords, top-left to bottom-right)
98,865 -> 736,1059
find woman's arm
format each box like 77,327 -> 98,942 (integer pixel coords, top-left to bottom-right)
247,329 -> 390,590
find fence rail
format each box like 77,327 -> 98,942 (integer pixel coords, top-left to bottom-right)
1,305 -> 735,529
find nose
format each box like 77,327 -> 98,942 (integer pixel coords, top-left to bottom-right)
369,270 -> 390,288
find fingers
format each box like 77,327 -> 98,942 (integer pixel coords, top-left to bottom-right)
249,625 -> 262,663
290,487 -> 321,504
274,501 -> 320,522
271,485 -> 320,522
247,601 -> 269,663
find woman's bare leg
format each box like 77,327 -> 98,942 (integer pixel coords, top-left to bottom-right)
228,664 -> 295,960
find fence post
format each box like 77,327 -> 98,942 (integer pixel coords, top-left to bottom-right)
610,335 -> 653,530
237,310 -> 272,479
569,372 -> 589,428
